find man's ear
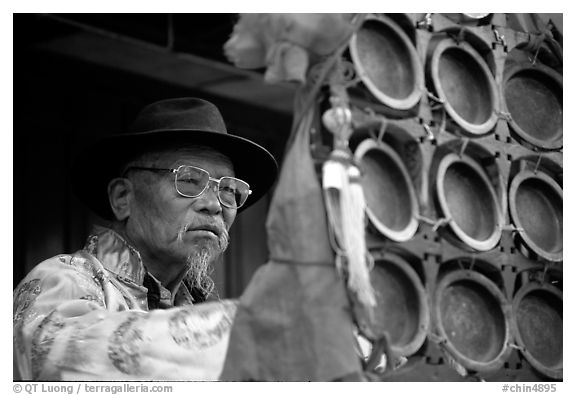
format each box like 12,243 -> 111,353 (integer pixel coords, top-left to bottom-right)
108,178 -> 134,221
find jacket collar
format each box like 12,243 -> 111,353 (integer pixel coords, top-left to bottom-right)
83,225 -> 200,305
83,225 -> 147,286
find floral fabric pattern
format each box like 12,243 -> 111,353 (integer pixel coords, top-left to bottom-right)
13,226 -> 238,380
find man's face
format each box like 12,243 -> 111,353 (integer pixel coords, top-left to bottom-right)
125,147 -> 237,272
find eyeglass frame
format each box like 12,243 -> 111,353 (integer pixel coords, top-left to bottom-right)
122,164 -> 252,209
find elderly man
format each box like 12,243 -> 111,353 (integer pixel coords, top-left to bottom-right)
13,98 -> 278,380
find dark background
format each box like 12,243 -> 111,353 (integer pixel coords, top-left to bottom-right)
13,13 -> 295,297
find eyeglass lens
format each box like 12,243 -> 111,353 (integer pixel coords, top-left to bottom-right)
175,166 -> 250,208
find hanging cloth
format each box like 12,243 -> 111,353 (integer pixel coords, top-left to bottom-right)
219,85 -> 364,381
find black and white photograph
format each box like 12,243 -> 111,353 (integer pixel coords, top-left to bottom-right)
11,10 -> 565,387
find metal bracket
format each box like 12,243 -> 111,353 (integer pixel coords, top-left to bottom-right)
526,32 -> 549,65
501,224 -> 525,234
428,332 -> 447,347
533,153 -> 543,174
365,107 -> 388,145
493,29 -> 508,51
417,214 -> 452,232
457,256 -> 476,272
421,122 -> 435,141
458,138 -> 470,158
537,263 -> 552,286
416,13 -> 433,30
447,27 -> 466,45
426,90 -> 445,111
496,110 -> 513,123
508,342 -> 526,353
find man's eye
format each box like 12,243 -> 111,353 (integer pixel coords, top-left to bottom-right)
221,186 -> 236,194
179,177 -> 201,184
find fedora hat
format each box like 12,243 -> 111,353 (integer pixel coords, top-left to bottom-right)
71,97 -> 278,219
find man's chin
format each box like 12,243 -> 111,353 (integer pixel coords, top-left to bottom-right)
183,240 -> 219,260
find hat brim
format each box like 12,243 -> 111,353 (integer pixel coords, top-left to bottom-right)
71,129 -> 278,219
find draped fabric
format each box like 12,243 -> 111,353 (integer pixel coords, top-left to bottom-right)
224,13 -> 354,83
506,13 -> 562,36
220,87 -> 363,381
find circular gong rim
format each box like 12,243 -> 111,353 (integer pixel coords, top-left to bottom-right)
433,269 -> 512,372
511,282 -> 563,379
350,15 -> 424,110
371,252 -> 430,357
508,170 -> 563,262
429,39 -> 499,136
502,63 -> 563,150
435,153 -> 503,251
355,138 -> 419,242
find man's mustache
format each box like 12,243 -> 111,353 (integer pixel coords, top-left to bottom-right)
178,218 -> 230,247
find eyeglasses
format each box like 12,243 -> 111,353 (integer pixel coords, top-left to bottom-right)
124,165 -> 252,209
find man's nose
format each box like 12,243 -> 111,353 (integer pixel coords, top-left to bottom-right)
194,181 -> 222,214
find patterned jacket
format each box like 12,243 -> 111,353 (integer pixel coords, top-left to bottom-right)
13,226 -> 237,380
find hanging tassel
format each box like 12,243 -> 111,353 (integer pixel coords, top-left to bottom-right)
322,156 -> 346,276
322,102 -> 376,311
344,164 -> 376,308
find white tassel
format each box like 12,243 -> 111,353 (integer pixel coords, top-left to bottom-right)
343,165 -> 376,308
322,158 -> 346,276
322,151 -> 376,309
321,86 -> 375,310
